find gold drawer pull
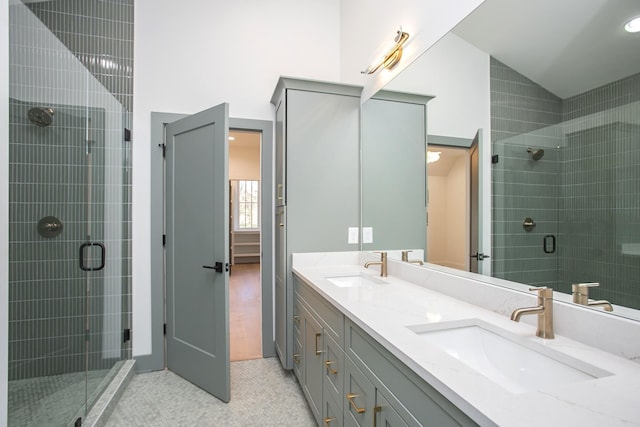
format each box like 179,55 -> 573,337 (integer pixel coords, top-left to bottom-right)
324,417 -> 335,426
373,405 -> 381,427
293,353 -> 300,364
315,333 -> 323,355
293,315 -> 300,324
346,393 -> 366,414
325,360 -> 338,375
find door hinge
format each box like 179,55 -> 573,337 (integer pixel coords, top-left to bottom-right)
492,154 -> 499,164
123,328 -> 131,343
159,143 -> 166,157
124,128 -> 131,142
163,323 -> 167,336
163,234 -> 166,246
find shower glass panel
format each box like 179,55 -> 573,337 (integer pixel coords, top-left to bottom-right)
493,100 -> 640,309
8,1 -> 132,425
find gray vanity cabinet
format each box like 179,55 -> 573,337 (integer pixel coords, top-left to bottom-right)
294,276 -> 479,427
271,77 -> 361,370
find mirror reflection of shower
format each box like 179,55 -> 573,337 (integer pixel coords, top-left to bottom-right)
527,147 -> 544,161
28,106 -> 55,127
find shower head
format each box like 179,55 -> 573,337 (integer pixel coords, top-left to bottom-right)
527,148 -> 544,161
28,107 -> 54,127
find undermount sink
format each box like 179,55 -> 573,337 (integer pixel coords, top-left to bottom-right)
407,320 -> 612,394
325,273 -> 387,288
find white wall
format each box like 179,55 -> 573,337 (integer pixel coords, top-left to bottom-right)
445,156 -> 468,270
339,0 -> 485,100
385,32 -> 490,139
133,0 -> 341,356
230,144 -> 260,181
1,0 -> 9,421
427,177 -> 447,265
427,157 -> 468,270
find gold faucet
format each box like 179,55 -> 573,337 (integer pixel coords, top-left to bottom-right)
572,283 -> 613,312
401,250 -> 423,265
364,251 -> 388,277
510,287 -> 554,339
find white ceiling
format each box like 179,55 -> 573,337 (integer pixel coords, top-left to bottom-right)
453,0 -> 640,99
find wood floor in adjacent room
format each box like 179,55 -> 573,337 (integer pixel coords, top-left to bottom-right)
230,263 -> 262,362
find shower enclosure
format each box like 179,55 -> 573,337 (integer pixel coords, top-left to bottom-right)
8,1 -> 132,425
492,100 -> 640,310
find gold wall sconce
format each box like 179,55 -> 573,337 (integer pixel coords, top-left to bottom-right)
361,27 -> 410,75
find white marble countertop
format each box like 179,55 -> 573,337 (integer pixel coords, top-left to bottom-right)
292,253 -> 640,426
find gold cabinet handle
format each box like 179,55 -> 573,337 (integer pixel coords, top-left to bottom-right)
346,393 -> 366,414
373,405 -> 381,427
324,417 -> 335,426
325,360 -> 338,375
293,353 -> 300,364
315,333 -> 323,355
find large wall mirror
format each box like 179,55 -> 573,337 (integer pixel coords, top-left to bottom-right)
361,0 -> 640,320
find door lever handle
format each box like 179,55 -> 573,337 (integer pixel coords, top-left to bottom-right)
202,262 -> 229,273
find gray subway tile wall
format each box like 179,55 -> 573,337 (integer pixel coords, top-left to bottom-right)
491,56 -> 640,309
8,0 -> 133,393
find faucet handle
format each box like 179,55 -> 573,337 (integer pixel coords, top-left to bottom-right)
572,282 -> 599,291
529,286 -> 553,298
401,250 -> 412,261
373,251 -> 387,260
572,282 -> 599,303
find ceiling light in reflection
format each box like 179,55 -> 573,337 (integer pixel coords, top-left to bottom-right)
427,151 -> 441,163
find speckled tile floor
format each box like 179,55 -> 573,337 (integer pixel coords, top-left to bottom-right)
105,357 -> 316,426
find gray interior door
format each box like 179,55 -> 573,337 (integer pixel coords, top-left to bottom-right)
165,103 -> 230,402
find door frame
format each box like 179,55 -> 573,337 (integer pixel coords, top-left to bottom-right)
140,112 -> 274,372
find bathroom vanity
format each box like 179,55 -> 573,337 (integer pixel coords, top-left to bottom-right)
291,252 -> 640,426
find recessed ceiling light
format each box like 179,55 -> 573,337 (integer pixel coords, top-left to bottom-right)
427,151 -> 441,164
624,16 -> 640,33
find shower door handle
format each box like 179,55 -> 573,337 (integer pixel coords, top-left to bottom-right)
543,235 -> 556,254
79,242 -> 106,271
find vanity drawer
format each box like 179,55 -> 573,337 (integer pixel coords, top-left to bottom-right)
295,276 -> 344,346
346,319 -> 477,427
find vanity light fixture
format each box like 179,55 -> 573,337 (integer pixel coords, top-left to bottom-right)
361,27 -> 410,75
624,16 -> 640,33
427,151 -> 441,164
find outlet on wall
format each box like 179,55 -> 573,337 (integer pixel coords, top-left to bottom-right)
348,227 -> 359,244
363,227 -> 373,244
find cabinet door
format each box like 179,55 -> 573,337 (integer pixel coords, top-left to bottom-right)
275,97 -> 285,206
322,391 -> 344,427
323,332 -> 344,404
292,296 -> 302,381
274,207 -> 288,368
302,305 -> 324,425
375,391 -> 409,427
344,356 -> 375,427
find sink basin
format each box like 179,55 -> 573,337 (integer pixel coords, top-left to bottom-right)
408,320 -> 611,394
325,274 -> 387,288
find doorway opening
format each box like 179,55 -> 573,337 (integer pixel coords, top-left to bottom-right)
229,130 -> 262,361
427,145 -> 471,271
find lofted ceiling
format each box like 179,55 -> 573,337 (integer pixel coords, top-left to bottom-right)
453,0 -> 640,99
